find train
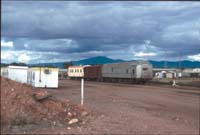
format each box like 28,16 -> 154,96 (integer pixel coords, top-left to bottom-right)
67,61 -> 153,84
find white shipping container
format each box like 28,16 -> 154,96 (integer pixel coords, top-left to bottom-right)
1,67 -> 8,78
28,67 -> 58,88
7,66 -> 28,83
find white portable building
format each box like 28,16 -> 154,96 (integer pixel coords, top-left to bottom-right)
28,67 -> 58,88
7,66 -> 28,83
1,67 -> 8,78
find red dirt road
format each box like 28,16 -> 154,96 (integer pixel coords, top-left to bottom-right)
46,80 -> 200,134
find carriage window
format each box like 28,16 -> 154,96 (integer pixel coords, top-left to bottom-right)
126,69 -> 128,74
143,68 -> 148,71
80,69 -> 82,72
132,69 -> 135,75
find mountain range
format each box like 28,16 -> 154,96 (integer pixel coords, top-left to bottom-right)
28,56 -> 200,69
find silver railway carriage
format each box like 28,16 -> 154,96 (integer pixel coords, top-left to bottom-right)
101,61 -> 153,83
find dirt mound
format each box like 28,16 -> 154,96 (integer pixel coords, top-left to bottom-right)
1,77 -> 88,133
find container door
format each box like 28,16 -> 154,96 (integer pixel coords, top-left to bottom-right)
32,72 -> 35,86
136,65 -> 142,78
43,69 -> 51,88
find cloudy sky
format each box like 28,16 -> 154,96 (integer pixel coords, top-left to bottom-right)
1,1 -> 200,64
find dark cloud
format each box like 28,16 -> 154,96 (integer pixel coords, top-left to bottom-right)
1,1 -> 200,62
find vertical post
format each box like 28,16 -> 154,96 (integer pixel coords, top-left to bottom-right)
81,78 -> 84,105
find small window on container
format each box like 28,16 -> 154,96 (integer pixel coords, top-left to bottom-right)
143,68 -> 148,71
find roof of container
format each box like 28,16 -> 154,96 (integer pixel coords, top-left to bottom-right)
84,65 -> 101,68
68,65 -> 91,68
8,66 -> 28,69
30,67 -> 58,71
68,66 -> 84,68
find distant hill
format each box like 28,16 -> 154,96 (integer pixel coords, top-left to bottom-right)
149,60 -> 200,68
29,62 -> 64,68
73,56 -> 124,65
26,56 -> 124,68
1,56 -> 200,69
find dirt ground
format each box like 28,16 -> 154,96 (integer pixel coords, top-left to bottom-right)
43,79 -> 200,134
1,78 -> 199,134
150,78 -> 200,87
0,77 -> 88,134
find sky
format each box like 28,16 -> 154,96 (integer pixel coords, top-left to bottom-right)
1,1 -> 200,64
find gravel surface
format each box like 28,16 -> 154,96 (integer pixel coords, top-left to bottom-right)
46,79 -> 200,134
1,77 -> 199,134
1,77 -> 87,134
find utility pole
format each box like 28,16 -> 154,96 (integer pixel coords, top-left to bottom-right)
81,78 -> 84,105
178,52 -> 182,69
164,48 -> 167,69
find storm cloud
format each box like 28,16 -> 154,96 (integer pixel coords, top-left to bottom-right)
1,1 -> 200,63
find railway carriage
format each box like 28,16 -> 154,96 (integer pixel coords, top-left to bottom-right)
101,61 -> 152,83
84,65 -> 102,81
68,61 -> 153,84
68,65 -> 90,80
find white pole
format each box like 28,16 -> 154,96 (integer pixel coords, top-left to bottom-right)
81,78 -> 84,105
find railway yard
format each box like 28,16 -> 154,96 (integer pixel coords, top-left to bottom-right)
1,77 -> 199,134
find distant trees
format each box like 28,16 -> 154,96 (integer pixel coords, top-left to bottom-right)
63,61 -> 73,69
1,63 -> 9,67
42,64 -> 57,68
10,62 -> 27,66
